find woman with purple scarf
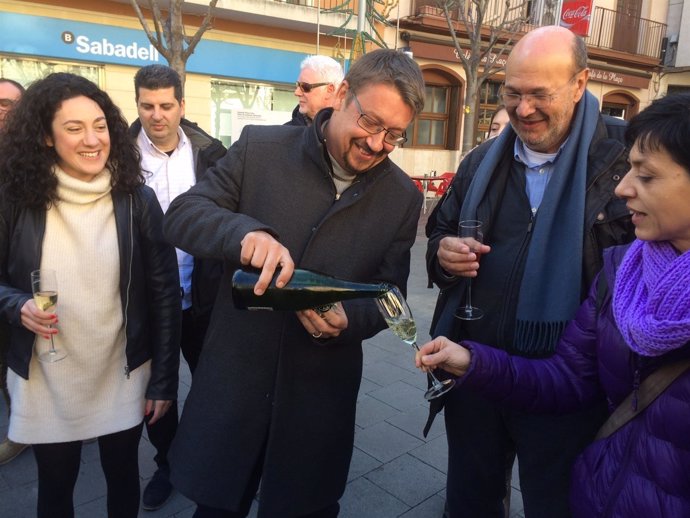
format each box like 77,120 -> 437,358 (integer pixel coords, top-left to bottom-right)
416,93 -> 690,518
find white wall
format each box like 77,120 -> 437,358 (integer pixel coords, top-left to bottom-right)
675,0 -> 690,67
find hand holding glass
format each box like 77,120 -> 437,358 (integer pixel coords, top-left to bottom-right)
455,220 -> 484,321
376,287 -> 455,400
31,269 -> 66,363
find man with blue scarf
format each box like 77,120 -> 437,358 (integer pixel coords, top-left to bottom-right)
425,27 -> 635,517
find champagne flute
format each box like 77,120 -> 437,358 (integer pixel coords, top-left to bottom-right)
455,220 -> 484,321
376,286 -> 455,400
31,269 -> 66,363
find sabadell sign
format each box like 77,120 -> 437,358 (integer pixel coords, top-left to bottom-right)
0,11 -> 307,83
0,11 -> 160,66
64,31 -> 160,62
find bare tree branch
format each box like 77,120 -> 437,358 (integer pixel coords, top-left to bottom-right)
184,0 -> 219,60
130,0 -> 218,90
434,0 -> 529,153
149,0 -> 167,49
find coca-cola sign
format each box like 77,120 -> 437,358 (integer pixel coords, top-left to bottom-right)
560,0 -> 593,37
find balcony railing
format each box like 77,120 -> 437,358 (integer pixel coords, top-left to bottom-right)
410,1 -> 666,61
413,0 -> 530,29
270,0 -> 352,9
586,7 -> 665,59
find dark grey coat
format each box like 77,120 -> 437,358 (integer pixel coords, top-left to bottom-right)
164,109 -> 422,516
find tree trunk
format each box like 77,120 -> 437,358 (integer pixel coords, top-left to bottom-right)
462,72 -> 479,154
168,54 -> 187,93
130,0 -> 218,94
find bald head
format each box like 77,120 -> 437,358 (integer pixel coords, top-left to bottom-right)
507,26 -> 586,78
502,26 -> 589,153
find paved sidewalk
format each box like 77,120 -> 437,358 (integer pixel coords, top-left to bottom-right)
0,212 -> 525,518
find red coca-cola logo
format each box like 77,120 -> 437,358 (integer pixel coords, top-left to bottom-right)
562,6 -> 590,22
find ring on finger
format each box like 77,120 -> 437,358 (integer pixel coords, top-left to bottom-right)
314,304 -> 335,318
312,331 -> 323,338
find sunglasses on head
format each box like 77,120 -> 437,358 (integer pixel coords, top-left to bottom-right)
295,81 -> 330,93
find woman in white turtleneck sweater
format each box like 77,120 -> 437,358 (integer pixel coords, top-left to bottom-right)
0,73 -> 180,518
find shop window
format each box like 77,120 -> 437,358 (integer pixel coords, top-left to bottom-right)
477,80 -> 503,141
407,70 -> 461,150
601,104 -> 626,119
602,91 -> 639,121
0,55 -> 101,88
667,85 -> 690,96
210,79 -> 294,147
413,85 -> 449,147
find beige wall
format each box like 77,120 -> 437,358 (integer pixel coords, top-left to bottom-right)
642,0 -> 668,22
0,0 -> 325,134
661,71 -> 690,93
109,67 -> 217,131
677,0 -> 690,67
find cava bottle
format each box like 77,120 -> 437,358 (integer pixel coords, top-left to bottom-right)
232,268 -> 392,311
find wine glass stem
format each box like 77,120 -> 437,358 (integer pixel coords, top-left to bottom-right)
412,342 -> 445,388
48,324 -> 57,353
465,280 -> 473,310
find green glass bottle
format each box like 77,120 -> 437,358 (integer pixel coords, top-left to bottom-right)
231,268 -> 392,311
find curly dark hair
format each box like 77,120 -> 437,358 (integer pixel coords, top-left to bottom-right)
0,73 -> 143,209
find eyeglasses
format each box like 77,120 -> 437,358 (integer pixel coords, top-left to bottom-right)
295,81 -> 330,93
351,94 -> 407,147
499,71 -> 583,110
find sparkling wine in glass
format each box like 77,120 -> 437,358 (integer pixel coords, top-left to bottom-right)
455,220 -> 484,321
376,286 -> 455,400
31,269 -> 66,363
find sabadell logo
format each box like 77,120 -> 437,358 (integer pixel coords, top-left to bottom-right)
61,30 -> 160,62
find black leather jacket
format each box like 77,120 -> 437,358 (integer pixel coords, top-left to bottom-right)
0,186 -> 181,400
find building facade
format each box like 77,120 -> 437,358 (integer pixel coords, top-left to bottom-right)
1,0 -> 688,175
0,0 -> 359,147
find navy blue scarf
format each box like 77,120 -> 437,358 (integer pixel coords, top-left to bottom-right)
459,91 -> 601,355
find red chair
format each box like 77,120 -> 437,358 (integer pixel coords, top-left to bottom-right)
434,172 -> 455,197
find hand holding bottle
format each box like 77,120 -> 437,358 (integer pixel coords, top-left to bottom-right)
240,230 -> 295,295
297,302 -> 348,340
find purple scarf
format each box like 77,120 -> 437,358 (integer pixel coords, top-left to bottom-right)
613,239 -> 690,357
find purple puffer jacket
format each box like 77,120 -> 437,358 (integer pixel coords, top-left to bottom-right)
458,244 -> 690,517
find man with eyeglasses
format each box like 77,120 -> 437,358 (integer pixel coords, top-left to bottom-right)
0,78 -> 23,133
425,26 -> 634,517
287,55 -> 343,126
162,49 -> 424,518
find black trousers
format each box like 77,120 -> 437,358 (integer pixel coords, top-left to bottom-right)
32,422 -> 143,518
443,388 -> 606,518
146,308 -> 209,468
191,439 -> 340,518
